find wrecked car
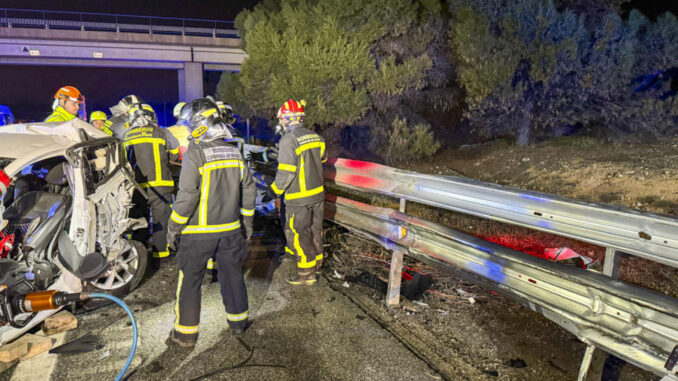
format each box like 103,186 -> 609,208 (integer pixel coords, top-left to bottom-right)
0,120 -> 147,345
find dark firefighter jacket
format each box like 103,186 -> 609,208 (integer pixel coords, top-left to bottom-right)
168,139 -> 257,238
104,114 -> 129,139
124,124 -> 180,191
271,122 -> 327,206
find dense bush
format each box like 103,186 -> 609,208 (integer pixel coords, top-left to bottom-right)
220,0 -> 678,155
385,118 -> 441,164
449,0 -> 678,145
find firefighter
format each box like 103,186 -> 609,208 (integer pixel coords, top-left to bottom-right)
270,99 -> 327,285
166,98 -> 256,346
124,103 -> 180,262
89,111 -> 113,135
106,95 -> 144,139
45,86 -> 84,122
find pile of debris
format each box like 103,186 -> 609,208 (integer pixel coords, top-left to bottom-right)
324,226 -> 486,305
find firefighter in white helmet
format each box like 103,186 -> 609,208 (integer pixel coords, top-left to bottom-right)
166,98 -> 256,346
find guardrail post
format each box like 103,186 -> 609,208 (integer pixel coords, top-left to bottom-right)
43,11 -> 48,30
577,345 -> 596,381
213,21 -> 216,38
385,249 -> 404,308
115,15 -> 119,33
399,198 -> 406,213
603,248 -> 622,279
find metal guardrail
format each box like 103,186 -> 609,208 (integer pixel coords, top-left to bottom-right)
325,194 -> 678,378
325,158 -> 678,276
0,8 -> 237,38
251,155 -> 678,378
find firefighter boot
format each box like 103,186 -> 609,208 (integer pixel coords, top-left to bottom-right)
168,329 -> 197,347
286,270 -> 317,286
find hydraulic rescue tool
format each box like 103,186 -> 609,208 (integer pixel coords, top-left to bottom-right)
0,286 -> 138,381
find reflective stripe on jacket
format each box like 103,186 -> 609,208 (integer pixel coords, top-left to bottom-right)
124,124 -> 180,190
168,139 -> 257,237
100,125 -> 114,136
271,122 -> 327,206
44,106 -> 76,123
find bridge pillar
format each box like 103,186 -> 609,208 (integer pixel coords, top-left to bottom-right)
178,62 -> 203,102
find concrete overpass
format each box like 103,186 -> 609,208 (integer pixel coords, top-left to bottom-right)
0,9 -> 245,101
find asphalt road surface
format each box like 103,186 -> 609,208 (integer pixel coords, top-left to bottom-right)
1,215 -> 442,381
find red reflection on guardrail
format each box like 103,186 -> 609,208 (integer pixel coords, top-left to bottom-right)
325,158 -> 386,189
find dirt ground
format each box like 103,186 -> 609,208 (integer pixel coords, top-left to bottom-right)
324,228 -> 657,381
324,136 -> 678,380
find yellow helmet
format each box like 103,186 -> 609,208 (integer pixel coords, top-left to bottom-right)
90,110 -> 107,123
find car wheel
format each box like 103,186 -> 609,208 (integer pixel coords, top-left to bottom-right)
86,240 -> 148,298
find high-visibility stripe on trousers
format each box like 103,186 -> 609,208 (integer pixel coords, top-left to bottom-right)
283,201 -> 324,273
173,233 -> 249,339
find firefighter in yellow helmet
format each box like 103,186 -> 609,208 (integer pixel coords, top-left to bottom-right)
89,111 -> 113,136
45,86 -> 84,122
270,99 -> 327,286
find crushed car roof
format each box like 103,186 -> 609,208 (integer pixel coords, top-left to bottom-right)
0,133 -> 73,159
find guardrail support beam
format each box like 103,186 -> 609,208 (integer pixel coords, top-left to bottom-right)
385,250 -> 404,308
603,248 -> 622,279
577,345 -> 596,381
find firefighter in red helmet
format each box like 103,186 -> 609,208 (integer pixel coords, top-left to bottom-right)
270,99 -> 327,285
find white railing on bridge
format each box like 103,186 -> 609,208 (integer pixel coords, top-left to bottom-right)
0,8 -> 237,38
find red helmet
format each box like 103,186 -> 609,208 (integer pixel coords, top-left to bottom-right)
279,99 -> 306,119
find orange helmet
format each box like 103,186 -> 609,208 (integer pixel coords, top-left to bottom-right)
279,99 -> 306,119
54,86 -> 84,103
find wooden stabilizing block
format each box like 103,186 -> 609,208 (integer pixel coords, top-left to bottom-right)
0,339 -> 29,363
43,310 -> 78,335
14,334 -> 53,361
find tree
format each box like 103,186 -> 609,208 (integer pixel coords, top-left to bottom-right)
217,0 -> 450,162
450,0 -> 590,145
449,0 -> 678,144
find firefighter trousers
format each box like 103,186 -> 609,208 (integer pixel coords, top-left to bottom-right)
131,188 -> 172,258
283,201 -> 324,274
173,233 -> 249,339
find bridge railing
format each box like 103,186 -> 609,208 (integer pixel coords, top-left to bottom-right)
0,8 -> 237,38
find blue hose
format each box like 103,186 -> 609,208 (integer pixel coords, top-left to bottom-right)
88,293 -> 138,381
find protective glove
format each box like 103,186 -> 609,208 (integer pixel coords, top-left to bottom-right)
247,151 -> 266,162
243,216 -> 254,240
167,228 -> 180,251
265,147 -> 278,161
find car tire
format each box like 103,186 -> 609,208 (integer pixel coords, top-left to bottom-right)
82,240 -> 148,309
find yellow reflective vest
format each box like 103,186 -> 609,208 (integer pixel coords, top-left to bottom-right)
44,106 -> 76,123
